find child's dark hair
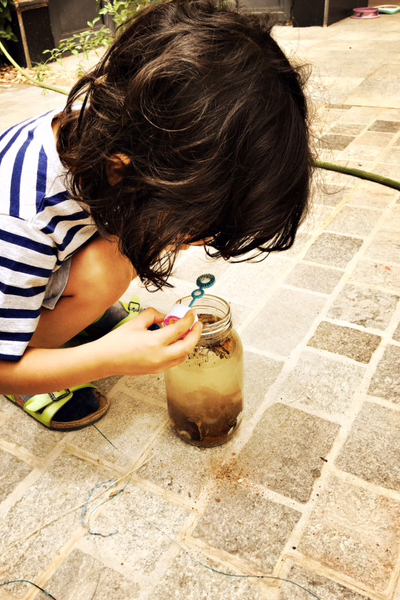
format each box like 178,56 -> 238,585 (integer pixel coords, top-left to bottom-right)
57,0 -> 313,289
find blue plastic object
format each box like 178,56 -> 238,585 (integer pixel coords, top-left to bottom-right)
189,273 -> 216,307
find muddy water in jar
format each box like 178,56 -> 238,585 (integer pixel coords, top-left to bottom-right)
164,295 -> 244,447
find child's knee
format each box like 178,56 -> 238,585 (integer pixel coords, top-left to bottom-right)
66,237 -> 134,304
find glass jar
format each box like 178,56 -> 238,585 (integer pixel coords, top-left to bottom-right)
164,294 -> 244,447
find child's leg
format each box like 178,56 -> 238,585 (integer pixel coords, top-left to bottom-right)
30,236 -> 135,349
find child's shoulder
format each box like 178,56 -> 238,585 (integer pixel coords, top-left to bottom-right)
0,108 -> 62,143
0,108 -> 70,221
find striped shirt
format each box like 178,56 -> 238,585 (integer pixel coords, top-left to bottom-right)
0,109 -> 97,361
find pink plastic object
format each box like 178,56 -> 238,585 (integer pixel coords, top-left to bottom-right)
163,304 -> 198,339
351,7 -> 380,18
163,315 -> 181,327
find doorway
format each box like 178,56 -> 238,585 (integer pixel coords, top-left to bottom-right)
48,0 -> 101,47
237,0 -> 292,21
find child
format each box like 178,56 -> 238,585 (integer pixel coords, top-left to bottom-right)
0,0 -> 313,429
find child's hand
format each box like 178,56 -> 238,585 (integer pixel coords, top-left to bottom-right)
94,307 -> 202,377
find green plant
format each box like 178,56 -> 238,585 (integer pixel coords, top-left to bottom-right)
99,0 -> 149,28
0,0 -> 17,55
42,0 -> 149,65
42,17 -> 112,64
0,0 -> 153,95
32,61 -> 51,83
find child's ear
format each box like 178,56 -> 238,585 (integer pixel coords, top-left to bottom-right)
106,153 -> 132,186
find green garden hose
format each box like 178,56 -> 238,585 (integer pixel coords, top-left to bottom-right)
315,160 -> 400,191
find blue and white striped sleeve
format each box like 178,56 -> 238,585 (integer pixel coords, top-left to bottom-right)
0,214 -> 57,361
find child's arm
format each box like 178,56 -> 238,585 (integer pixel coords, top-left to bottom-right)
0,309 -> 201,395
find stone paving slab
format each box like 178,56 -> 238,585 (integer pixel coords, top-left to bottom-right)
232,403 -> 340,503
336,401 -> 400,492
298,475 -> 400,593
68,385 -> 168,469
47,550 -> 140,600
75,482 -> 192,593
276,349 -> 365,416
279,563 -> 373,600
0,400 -> 65,460
304,233 -> 363,268
368,344 -> 400,403
135,425 -> 226,501
242,288 -> 326,357
1,11 -> 400,600
307,321 -> 381,363
283,263 -> 343,294
348,183 -> 398,208
192,480 -> 301,572
327,206 -> 383,237
0,450 -> 32,504
0,452 -> 115,598
350,259 -> 400,291
149,546 -> 273,600
365,229 -> 400,264
327,284 -> 399,330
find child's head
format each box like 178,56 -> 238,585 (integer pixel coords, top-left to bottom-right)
58,0 -> 313,288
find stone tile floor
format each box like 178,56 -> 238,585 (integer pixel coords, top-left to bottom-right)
0,11 -> 400,600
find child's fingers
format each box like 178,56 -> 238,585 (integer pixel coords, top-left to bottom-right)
130,307 -> 166,329
153,312 -> 167,324
164,321 -> 203,359
162,353 -> 191,372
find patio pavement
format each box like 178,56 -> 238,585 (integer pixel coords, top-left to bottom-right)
1,10 -> 400,600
